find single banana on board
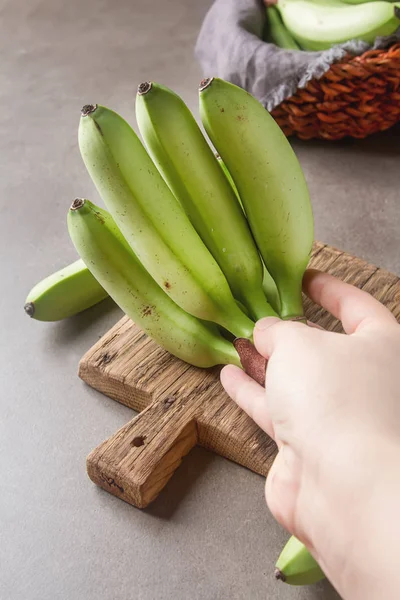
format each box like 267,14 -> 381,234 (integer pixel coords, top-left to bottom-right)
266,5 -> 300,49
24,258 -> 108,321
199,78 -> 313,320
67,199 -> 241,368
275,535 -> 325,586
216,153 -> 281,315
276,0 -> 400,51
78,104 -> 254,339
342,0 -> 397,4
135,82 -> 277,322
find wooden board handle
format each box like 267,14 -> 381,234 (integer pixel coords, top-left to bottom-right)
87,397 -> 198,508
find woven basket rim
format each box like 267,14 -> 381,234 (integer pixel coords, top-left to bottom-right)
271,42 -> 400,140
333,41 -> 400,68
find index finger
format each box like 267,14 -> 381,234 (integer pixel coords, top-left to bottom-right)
303,269 -> 397,334
220,365 -> 275,440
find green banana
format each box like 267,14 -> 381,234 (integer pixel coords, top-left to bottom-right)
215,154 -> 241,203
24,258 -> 108,321
262,266 -> 282,316
266,5 -> 300,49
78,103 -> 254,339
67,199 -> 241,368
199,78 -> 313,320
135,82 -> 276,322
342,0 -> 397,4
276,0 -> 400,51
216,154 -> 281,315
275,535 -> 325,586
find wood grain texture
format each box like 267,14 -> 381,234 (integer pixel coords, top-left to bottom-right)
81,243 -> 400,508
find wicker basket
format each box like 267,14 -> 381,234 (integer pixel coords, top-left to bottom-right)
271,42 -> 400,140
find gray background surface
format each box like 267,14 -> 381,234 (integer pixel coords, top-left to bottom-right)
1,1 -> 399,599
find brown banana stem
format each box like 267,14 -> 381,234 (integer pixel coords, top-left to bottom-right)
233,338 -> 267,386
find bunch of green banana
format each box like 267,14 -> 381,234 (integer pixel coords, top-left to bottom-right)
199,77 -> 314,320
135,81 -> 277,321
274,0 -> 400,51
275,535 -> 325,585
27,79 -> 323,579
28,80 -> 314,350
24,259 -> 108,321
78,103 -> 254,339
265,5 -> 300,50
68,199 -> 241,368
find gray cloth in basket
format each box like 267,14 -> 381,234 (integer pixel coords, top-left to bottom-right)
195,0 -> 400,111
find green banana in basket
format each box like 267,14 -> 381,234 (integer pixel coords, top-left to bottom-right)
199,78 -> 313,320
135,81 -> 276,321
68,199 -> 241,368
24,259 -> 108,321
266,5 -> 300,50
78,103 -> 254,339
275,535 -> 325,586
275,0 -> 400,51
216,154 -> 281,315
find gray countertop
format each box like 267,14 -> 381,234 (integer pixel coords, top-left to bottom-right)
1,0 -> 399,598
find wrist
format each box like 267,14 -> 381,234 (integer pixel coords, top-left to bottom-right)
309,439 -> 400,599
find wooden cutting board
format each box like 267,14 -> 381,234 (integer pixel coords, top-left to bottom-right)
79,242 -> 400,508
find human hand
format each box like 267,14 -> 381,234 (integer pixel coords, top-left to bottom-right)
221,269 -> 400,600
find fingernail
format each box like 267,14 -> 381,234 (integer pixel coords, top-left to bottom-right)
220,364 -> 241,382
255,317 -> 279,331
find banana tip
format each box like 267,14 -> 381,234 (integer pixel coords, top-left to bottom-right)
274,568 -> 286,582
199,77 -> 214,92
70,198 -> 86,211
24,302 -> 35,318
395,6 -> 400,19
81,104 -> 97,117
137,82 -> 152,95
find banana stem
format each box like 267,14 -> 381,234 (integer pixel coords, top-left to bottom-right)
277,276 -> 305,320
234,338 -> 267,386
220,309 -> 255,340
215,340 -> 242,368
239,287 -> 279,321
